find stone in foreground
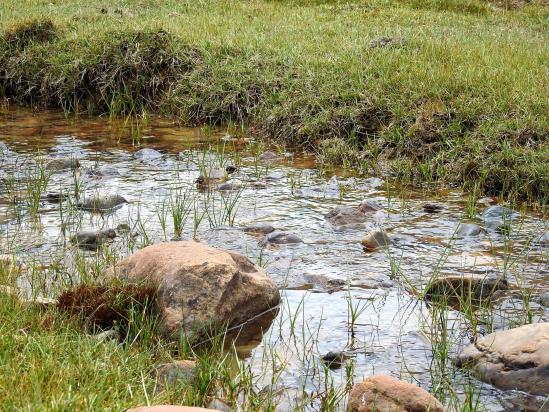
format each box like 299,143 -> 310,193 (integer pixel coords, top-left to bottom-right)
154,360 -> 196,388
456,323 -> 549,396
348,375 -> 445,412
110,241 -> 280,343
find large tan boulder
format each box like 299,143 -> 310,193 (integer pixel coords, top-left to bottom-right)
110,241 -> 280,343
456,323 -> 549,395
348,375 -> 445,412
127,407 -> 219,412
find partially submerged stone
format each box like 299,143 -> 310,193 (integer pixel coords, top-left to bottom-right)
456,323 -> 549,396
361,229 -> 390,251
243,222 -> 275,235
423,203 -> 443,213
70,229 -> 117,249
325,201 -> 381,227
264,231 -> 303,245
424,274 -> 508,303
76,194 -> 127,212
45,157 -> 80,171
135,148 -> 163,160
482,205 -> 519,221
109,241 -> 280,343
455,223 -> 483,238
348,375 -> 445,412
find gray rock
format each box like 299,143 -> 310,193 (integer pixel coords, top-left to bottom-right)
217,181 -> 241,192
361,229 -> 390,251
538,291 -> 549,307
70,229 -> 117,249
45,158 -> 80,171
482,205 -> 519,221
456,223 -> 483,237
326,201 -> 380,226
207,399 -> 231,412
87,165 -> 121,178
485,219 -> 511,234
456,323 -> 549,396
77,194 -> 127,212
134,148 -> 163,160
243,223 -> 275,235
265,232 -> 303,245
358,200 -> 382,213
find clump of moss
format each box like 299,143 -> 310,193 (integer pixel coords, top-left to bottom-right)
2,18 -> 57,51
57,283 -> 158,332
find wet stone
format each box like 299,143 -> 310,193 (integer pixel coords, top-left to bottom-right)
76,194 -> 127,212
243,223 -> 275,235
456,322 -> 549,396
134,148 -> 163,160
42,192 -> 68,204
45,158 -> 80,171
264,231 -> 303,245
482,205 -> 519,221
485,219 -> 511,234
423,203 -> 443,213
321,351 -> 348,370
534,231 -> 549,246
455,223 -> 483,238
70,229 -> 117,249
217,181 -> 241,192
361,229 -> 390,251
87,165 -> 121,178
424,274 -> 508,303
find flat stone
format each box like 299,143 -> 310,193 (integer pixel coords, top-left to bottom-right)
348,375 -> 444,412
243,223 -> 275,235
77,194 -> 127,212
135,148 -> 163,160
264,232 -> 303,245
456,323 -> 549,396
45,158 -> 80,171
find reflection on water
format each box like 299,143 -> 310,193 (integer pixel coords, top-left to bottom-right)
0,106 -> 548,411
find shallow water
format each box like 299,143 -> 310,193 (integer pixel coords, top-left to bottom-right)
1,107 -> 548,411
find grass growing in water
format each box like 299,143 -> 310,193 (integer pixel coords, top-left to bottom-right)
0,0 -> 547,202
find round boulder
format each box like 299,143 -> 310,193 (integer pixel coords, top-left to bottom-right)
348,375 -> 445,412
361,229 -> 390,251
456,323 -> 549,396
110,241 -> 280,343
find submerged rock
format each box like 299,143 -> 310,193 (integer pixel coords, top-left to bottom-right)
348,375 -> 444,412
217,181 -> 241,192
455,223 -> 483,238
424,274 -> 508,303
361,229 -> 390,251
264,231 -> 303,245
326,201 -> 381,226
70,229 -> 117,249
456,323 -> 549,396
45,158 -> 80,171
109,241 -> 280,343
423,203 -> 443,213
154,360 -> 196,387
482,205 -> 519,221
87,165 -> 121,178
76,194 -> 127,212
42,192 -> 68,204
243,223 -> 275,235
135,148 -> 163,160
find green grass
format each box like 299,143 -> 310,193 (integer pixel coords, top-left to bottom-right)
0,0 -> 548,202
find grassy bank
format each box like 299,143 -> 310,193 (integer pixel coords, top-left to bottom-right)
0,0 -> 548,202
